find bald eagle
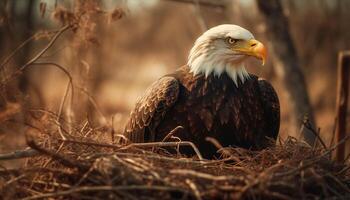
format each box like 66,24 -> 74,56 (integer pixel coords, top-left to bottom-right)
123,24 -> 280,158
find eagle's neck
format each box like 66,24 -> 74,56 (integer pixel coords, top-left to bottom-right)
187,39 -> 250,87
187,57 -> 250,87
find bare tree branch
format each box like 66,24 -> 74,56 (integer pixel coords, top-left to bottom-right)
31,62 -> 74,140
1,25 -> 71,86
0,148 -> 39,160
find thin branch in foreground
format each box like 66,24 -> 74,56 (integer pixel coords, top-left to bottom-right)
186,179 -> 202,200
121,141 -> 204,161
170,169 -> 243,182
1,25 -> 71,86
0,149 -> 39,160
111,115 -> 116,143
1,133 -> 349,199
0,30 -> 58,71
275,135 -> 350,178
30,62 -> 74,140
302,119 -> 327,150
162,126 -> 184,142
57,139 -> 121,148
205,136 -> 233,158
76,86 -> 108,125
0,139 -> 121,161
26,136 -> 88,170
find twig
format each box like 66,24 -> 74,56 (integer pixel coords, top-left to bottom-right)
111,115 -> 115,143
0,167 -> 75,176
205,137 -> 224,150
115,133 -> 130,144
88,151 -> 233,165
275,134 -> 350,177
121,141 -> 204,161
56,82 -> 71,140
186,179 -> 202,200
325,173 -> 350,193
1,25 -> 71,86
205,137 -> 235,158
30,62 -> 74,140
77,86 -> 107,125
302,120 -> 327,150
28,109 -> 76,129
4,174 -> 27,187
29,180 -> 71,189
170,169 -> 244,182
0,31 -> 58,70
79,120 -> 89,134
161,126 -> 183,142
26,137 -> 88,170
0,148 -> 39,160
74,159 -> 99,187
57,139 -> 121,148
326,134 -> 350,156
38,45 -> 69,59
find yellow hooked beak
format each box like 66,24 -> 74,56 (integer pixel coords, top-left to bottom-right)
232,39 -> 267,65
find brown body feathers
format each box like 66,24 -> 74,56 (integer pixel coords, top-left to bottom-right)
124,65 -> 280,158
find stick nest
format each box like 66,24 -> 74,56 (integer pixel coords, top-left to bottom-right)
0,117 -> 349,200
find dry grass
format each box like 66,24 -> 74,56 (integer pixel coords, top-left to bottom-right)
0,113 -> 349,200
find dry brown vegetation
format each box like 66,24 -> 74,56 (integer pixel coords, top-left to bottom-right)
1,114 -> 350,199
0,0 -> 350,199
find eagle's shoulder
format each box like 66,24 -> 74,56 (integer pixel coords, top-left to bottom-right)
257,78 -> 280,139
123,76 -> 180,143
257,78 -> 279,106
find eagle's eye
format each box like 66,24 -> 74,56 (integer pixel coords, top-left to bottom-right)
226,37 -> 238,45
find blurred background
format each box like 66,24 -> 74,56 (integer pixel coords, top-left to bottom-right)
0,0 -> 349,165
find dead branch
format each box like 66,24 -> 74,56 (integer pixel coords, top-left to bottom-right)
302,119 -> 327,150
1,133 -> 349,199
205,137 -> 235,159
1,25 -> 71,86
0,148 -> 39,160
76,86 -> 108,125
121,141 -> 204,161
186,179 -> 202,200
0,30 -> 59,71
334,51 -> 350,162
161,126 -> 184,142
26,136 -> 88,170
170,169 -> 244,182
30,62 -> 74,140
57,139 -> 121,148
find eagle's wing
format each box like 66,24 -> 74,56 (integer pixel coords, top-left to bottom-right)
258,78 -> 280,139
124,76 -> 179,143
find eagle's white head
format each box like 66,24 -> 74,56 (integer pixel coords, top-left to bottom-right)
188,24 -> 267,86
